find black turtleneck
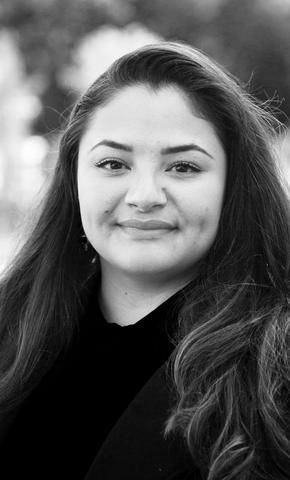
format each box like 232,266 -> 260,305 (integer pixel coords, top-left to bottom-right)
0,288 -> 182,479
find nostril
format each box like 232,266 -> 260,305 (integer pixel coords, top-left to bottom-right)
125,184 -> 167,210
126,197 -> 167,211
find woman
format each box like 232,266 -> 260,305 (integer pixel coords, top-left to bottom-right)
0,41 -> 290,479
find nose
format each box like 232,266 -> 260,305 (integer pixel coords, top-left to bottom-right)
125,172 -> 167,212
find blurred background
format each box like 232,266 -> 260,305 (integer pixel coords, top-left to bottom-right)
0,0 -> 290,271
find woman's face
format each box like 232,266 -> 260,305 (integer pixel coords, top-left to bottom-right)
77,84 -> 226,284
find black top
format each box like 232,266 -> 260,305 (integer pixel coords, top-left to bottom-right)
0,288 -> 184,479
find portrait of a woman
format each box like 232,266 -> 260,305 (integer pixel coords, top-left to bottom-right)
0,42 -> 289,480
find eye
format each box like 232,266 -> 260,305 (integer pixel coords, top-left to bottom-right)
167,161 -> 201,174
95,159 -> 129,171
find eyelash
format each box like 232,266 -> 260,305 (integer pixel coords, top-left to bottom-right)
95,159 -> 201,173
96,159 -> 129,171
168,162 -> 201,173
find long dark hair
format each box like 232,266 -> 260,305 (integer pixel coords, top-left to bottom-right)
1,42 -> 290,478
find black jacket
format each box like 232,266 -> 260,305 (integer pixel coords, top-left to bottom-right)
0,290 -> 201,479
85,364 -> 200,480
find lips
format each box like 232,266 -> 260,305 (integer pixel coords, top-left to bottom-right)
117,219 -> 176,230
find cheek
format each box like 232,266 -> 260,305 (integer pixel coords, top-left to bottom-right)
185,202 -> 222,236
202,203 -> 222,226
81,204 -> 112,229
78,180 -> 112,218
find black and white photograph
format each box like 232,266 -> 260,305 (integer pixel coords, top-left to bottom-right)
0,1 -> 290,479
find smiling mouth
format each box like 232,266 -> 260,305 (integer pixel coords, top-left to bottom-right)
117,219 -> 176,230
116,223 -> 176,240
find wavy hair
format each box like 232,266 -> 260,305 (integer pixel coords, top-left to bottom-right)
1,42 -> 290,478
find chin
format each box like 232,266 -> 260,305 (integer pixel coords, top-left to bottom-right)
121,262 -> 174,278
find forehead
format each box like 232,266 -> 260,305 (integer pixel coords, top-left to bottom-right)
79,84 -> 223,155
87,84 -> 202,127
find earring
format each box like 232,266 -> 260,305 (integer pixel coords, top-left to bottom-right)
80,233 -> 89,252
80,233 -> 98,265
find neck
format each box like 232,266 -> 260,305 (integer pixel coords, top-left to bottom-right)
98,265 -> 193,326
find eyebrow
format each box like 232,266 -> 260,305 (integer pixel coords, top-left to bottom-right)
90,139 -> 213,159
90,140 -> 132,153
161,144 -> 213,158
